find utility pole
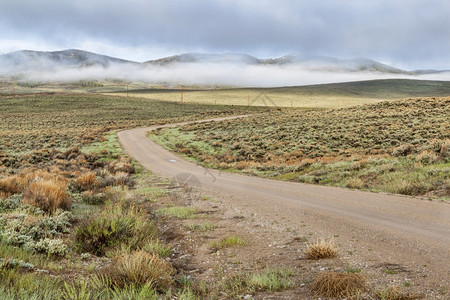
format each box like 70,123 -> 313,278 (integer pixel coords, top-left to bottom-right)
180,85 -> 183,104
126,83 -> 129,97
13,83 -> 16,98
248,94 -> 250,106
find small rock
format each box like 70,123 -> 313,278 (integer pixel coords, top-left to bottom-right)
244,295 -> 252,299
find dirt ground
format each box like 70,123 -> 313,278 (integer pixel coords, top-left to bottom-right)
148,177 -> 448,299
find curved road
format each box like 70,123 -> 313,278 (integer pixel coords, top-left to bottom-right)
118,116 -> 450,286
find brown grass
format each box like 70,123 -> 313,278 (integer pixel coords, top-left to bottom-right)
305,238 -> 338,259
105,250 -> 175,290
311,271 -> 366,298
0,174 -> 30,195
22,179 -> 71,213
75,172 -> 97,191
0,169 -> 65,195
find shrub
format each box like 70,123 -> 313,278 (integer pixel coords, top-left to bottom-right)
311,271 -> 366,298
415,150 -> 439,165
0,258 -> 34,270
1,209 -> 72,256
392,144 -> 414,157
81,191 -> 105,205
103,186 -> 130,202
389,180 -> 431,196
74,202 -> 158,256
0,195 -> 21,212
107,158 -> 135,174
22,179 -> 71,213
30,238 -> 68,257
347,178 -> 365,189
104,250 -> 174,290
113,172 -> 134,187
305,238 -> 337,259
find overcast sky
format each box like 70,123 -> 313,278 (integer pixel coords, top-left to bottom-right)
1,0 -> 449,69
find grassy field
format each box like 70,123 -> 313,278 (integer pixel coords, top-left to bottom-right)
0,93 -> 263,156
151,97 -> 450,200
0,79 -> 157,95
109,79 -> 450,108
3,78 -> 450,108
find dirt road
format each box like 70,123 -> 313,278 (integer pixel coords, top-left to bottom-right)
118,116 -> 450,295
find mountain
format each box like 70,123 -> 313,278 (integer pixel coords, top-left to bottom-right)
0,49 -> 136,73
259,55 -> 408,73
146,53 -> 260,65
147,53 -> 410,74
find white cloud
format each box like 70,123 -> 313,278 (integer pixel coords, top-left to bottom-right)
15,62 -> 450,87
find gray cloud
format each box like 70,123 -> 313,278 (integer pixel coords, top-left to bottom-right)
1,0 -> 450,69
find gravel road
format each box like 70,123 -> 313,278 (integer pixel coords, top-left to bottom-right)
118,116 -> 450,295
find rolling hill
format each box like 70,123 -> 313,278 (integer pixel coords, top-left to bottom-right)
0,49 -> 136,73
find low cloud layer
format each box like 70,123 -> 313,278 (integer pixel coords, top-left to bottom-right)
1,0 -> 450,70
12,63 -> 450,87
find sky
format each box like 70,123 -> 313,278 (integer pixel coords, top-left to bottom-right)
1,0 -> 450,70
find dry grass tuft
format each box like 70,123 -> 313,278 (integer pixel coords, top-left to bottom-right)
305,238 -> 338,259
0,174 -> 30,195
106,250 -> 175,290
75,172 -> 97,191
0,170 -> 64,197
312,271 -> 366,298
374,285 -> 421,300
22,179 -> 71,213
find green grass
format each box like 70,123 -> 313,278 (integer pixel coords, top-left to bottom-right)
81,132 -> 124,161
210,235 -> 246,250
156,206 -> 197,219
134,186 -> 166,202
142,239 -> 172,258
218,268 -> 295,296
0,243 -> 49,267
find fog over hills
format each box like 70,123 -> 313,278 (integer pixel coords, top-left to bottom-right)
1,49 -> 449,86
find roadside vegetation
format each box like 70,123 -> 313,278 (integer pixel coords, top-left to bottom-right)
152,97 -> 450,200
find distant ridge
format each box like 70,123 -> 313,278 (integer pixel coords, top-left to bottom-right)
0,49 -> 136,72
0,49 -> 448,75
145,53 -> 411,74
